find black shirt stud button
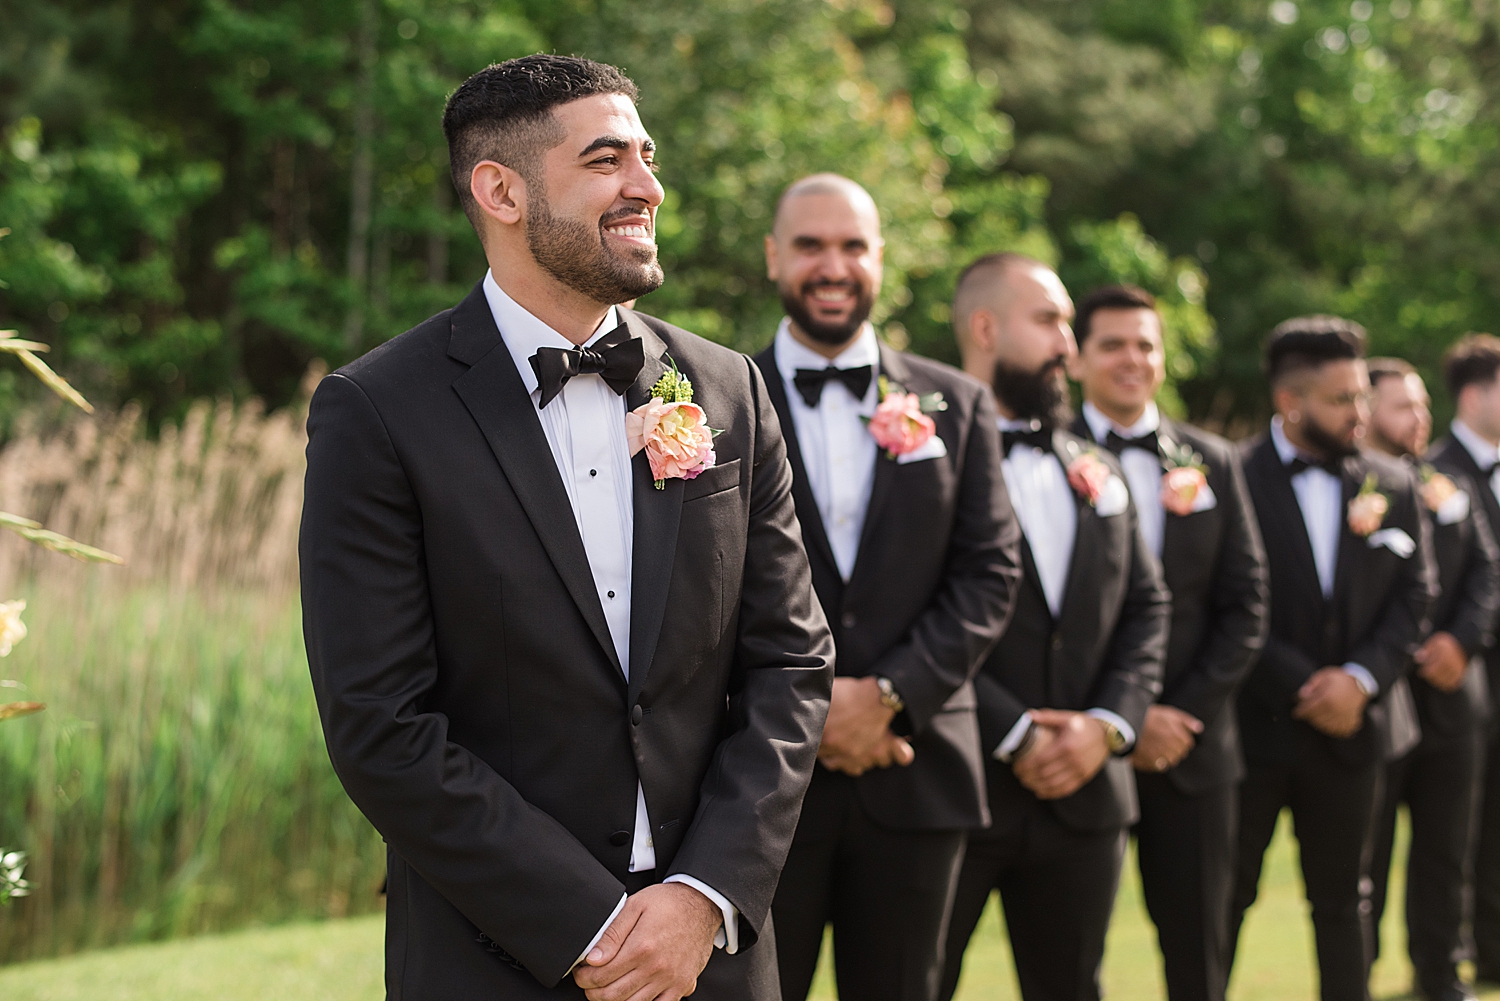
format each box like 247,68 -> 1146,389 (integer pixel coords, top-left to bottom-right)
590,469 -> 598,477
609,830 -> 630,847
607,590 -> 615,599
631,704 -> 644,726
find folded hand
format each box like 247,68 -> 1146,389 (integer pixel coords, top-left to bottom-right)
1130,705 -> 1203,773
1415,631 -> 1467,694
1013,709 -> 1110,800
574,882 -> 722,1001
1293,667 -> 1368,738
818,676 -> 909,776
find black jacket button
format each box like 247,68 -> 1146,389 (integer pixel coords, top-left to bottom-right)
841,612 -> 857,629
609,830 -> 630,847
631,704 -> 643,726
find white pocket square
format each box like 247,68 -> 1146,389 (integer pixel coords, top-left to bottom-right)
1437,488 -> 1470,526
897,434 -> 948,465
1095,475 -> 1131,518
1367,527 -> 1416,558
1190,483 -> 1218,513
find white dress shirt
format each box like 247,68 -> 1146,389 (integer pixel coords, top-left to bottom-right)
1082,401 -> 1165,560
1451,418 -> 1500,506
994,418 -> 1136,759
1268,416 -> 1378,697
773,319 -> 880,580
484,273 -> 737,956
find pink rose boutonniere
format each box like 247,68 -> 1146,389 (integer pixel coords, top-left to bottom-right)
1159,438 -> 1210,516
865,376 -> 947,460
626,364 -> 721,490
1347,472 -> 1389,536
1419,465 -> 1458,513
1066,450 -> 1112,504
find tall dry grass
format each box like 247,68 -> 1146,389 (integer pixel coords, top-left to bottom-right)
0,364 -> 386,964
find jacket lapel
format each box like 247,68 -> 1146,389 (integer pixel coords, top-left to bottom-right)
1052,430 -> 1103,628
447,283 -> 624,680
1249,435 -> 1325,607
1331,454 -> 1364,610
757,344 -> 840,578
619,310 -> 683,702
849,342 -> 906,574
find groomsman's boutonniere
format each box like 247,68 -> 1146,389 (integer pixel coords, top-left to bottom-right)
1347,472 -> 1389,536
865,375 -> 946,460
1064,441 -> 1131,516
627,363 -> 721,490
1419,464 -> 1470,525
1159,438 -> 1210,517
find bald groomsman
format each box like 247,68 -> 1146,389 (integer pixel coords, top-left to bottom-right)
1365,357 -> 1498,1001
757,176 -> 1022,1001
1066,285 -> 1269,1001
1232,318 -> 1436,1001
941,256 -> 1170,1001
1427,335 -> 1500,985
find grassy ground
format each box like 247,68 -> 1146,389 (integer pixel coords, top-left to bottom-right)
0,811 -> 1482,1000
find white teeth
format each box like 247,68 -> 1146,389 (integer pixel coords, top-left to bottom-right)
812,289 -> 853,301
607,223 -> 652,238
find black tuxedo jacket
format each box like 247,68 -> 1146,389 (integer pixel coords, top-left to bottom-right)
1419,448 -> 1500,741
1239,436 -> 1437,768
974,429 -> 1171,835
301,283 -> 835,997
752,342 -> 1022,832
1070,415 -> 1270,794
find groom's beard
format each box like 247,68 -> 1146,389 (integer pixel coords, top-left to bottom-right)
780,279 -> 876,347
527,191 -> 665,305
993,355 -> 1072,427
1301,412 -> 1362,460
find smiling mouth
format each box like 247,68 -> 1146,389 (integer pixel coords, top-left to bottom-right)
603,218 -> 654,241
808,285 -> 857,305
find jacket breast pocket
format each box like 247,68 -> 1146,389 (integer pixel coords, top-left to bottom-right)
683,458 -> 742,503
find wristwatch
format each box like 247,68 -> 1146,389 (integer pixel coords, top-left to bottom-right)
1097,717 -> 1128,755
874,676 -> 905,714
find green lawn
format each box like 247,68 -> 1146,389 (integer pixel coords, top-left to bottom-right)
0,811 -> 1483,1000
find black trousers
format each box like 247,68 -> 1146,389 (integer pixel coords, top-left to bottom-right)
1134,773 -> 1238,1001
1370,730 -> 1484,994
940,799 -> 1126,1001
1231,737 -> 1382,1001
773,769 -> 967,1001
1472,730 -> 1500,975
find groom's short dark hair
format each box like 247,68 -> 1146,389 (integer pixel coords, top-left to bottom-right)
1264,315 -> 1366,386
442,54 -> 640,225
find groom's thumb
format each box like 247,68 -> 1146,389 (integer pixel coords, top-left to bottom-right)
587,898 -> 642,966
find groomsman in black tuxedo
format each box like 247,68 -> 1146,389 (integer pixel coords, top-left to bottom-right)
756,176 -> 1022,1001
1426,334 -> 1500,983
1232,318 -> 1437,1001
1066,285 -> 1270,1001
1364,357 -> 1498,1001
939,255 -> 1171,1001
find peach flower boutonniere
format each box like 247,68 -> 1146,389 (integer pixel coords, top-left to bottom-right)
1419,466 -> 1458,513
626,364 -> 721,490
1066,451 -> 1113,505
1159,438 -> 1210,517
1347,472 -> 1389,537
864,375 -> 947,460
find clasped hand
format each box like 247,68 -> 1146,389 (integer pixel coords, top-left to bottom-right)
1292,666 -> 1368,738
817,676 -> 915,776
1415,631 -> 1467,694
574,882 -> 722,1001
1012,709 -> 1111,799
1130,705 -> 1203,773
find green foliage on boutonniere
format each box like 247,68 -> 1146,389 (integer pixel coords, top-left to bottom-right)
875,374 -> 947,415
1158,435 -> 1208,475
649,363 -> 694,404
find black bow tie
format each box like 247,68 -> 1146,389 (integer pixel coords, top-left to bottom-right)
1104,429 -> 1160,457
1002,423 -> 1053,456
792,365 -> 873,408
1288,454 -> 1343,477
529,324 -> 645,409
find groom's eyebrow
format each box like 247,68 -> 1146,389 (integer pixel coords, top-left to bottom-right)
578,135 -> 654,157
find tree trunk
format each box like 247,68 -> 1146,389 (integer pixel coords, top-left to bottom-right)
343,0 -> 378,351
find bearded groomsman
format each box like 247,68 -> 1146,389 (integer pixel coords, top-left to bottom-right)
1232,318 -> 1437,1001
1426,334 -> 1500,984
1064,285 -> 1270,1001
756,176 -> 1022,1001
939,255 -> 1170,1001
1364,357 -> 1499,1001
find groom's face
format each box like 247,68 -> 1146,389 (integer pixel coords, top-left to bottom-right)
524,94 -> 666,303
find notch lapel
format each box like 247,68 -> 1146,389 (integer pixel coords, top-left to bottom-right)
619,310 -> 683,702
447,285 -> 624,680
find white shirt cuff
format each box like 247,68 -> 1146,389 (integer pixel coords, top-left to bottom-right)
994,712 -> 1035,762
664,874 -> 738,953
1342,663 -> 1379,698
573,893 -> 628,972
1086,709 -> 1136,753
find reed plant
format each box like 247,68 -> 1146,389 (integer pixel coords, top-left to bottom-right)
0,362 -> 384,963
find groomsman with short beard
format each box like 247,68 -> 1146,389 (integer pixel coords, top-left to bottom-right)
1364,358 -> 1498,1001
1425,334 -> 1500,984
1232,318 -> 1436,1001
756,176 -> 1022,1001
1066,285 -> 1270,1001
940,255 -> 1170,1001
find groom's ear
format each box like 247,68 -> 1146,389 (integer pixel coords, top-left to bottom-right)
469,160 -> 527,232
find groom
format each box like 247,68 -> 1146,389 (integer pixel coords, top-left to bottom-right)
301,55 -> 835,1001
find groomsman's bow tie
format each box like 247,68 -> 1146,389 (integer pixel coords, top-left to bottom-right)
1002,424 -> 1053,456
792,365 -> 873,408
529,324 -> 645,409
1288,454 -> 1343,476
1104,429 -> 1159,456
